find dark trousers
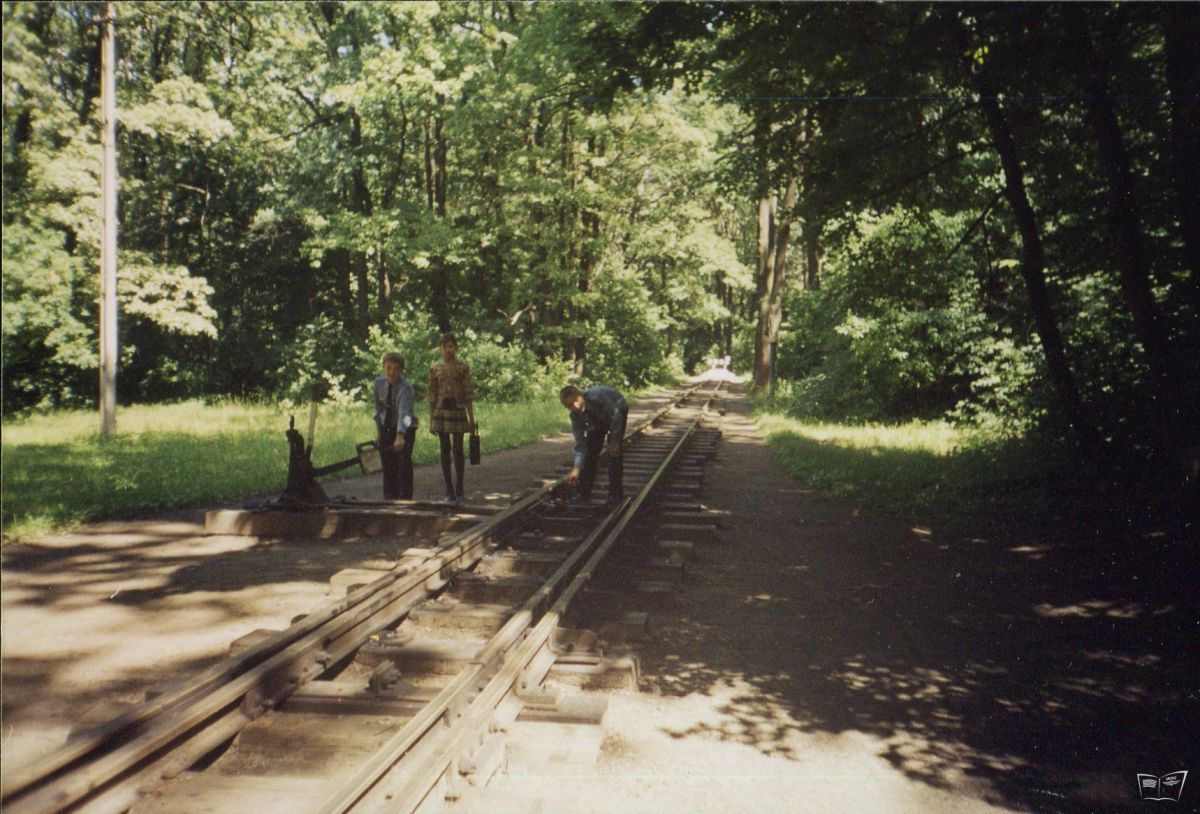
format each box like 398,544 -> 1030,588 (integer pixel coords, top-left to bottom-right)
579,407 -> 627,500
380,426 -> 416,499
438,432 -> 465,498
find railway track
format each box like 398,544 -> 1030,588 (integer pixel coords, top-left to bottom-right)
3,382 -> 724,814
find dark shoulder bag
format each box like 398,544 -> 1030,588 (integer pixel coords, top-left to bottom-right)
469,428 -> 481,465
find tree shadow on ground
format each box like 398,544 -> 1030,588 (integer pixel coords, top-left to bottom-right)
636,427 -> 1199,814
1,525 -> 404,773
0,525 -> 400,610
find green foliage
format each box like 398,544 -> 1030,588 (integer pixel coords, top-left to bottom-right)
2,1 -> 743,415
579,276 -> 677,390
118,254 -> 218,338
456,335 -> 568,404
5,1 -> 1195,480
267,315 -> 351,406
1,221 -> 97,406
773,207 -> 1042,426
121,76 -> 234,145
273,306 -> 573,411
357,310 -> 443,398
621,1 -> 1197,466
948,337 -> 1046,433
2,1 -> 226,412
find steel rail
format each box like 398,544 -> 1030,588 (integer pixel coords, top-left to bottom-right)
360,383 -> 722,812
320,382 -> 722,814
2,382 -> 705,814
5,531 -> 499,814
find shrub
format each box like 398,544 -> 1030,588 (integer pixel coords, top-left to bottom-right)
457,333 -> 567,402
275,310 -> 537,407
272,315 -> 364,406
775,206 -> 1047,426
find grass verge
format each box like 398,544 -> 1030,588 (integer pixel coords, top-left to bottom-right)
755,412 -> 1060,535
2,398 -> 567,538
756,409 -> 1199,543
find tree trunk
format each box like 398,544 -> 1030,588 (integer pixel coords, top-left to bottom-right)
330,247 -> 355,336
750,113 -> 772,389
349,114 -> 373,218
1064,7 -> 1187,443
381,102 -> 408,210
430,97 -> 450,330
722,283 -> 735,358
752,194 -> 775,390
766,174 -> 799,351
376,240 -> 390,325
575,133 -> 600,376
349,112 -> 374,338
804,229 -> 821,291
423,115 -> 434,211
80,28 -> 103,124
713,278 -> 726,360
560,101 -> 576,302
1160,6 -> 1200,314
527,103 -> 552,358
973,72 -> 1095,450
478,143 -> 503,309
353,254 -> 369,340
558,103 -> 581,367
753,178 -> 798,390
435,95 -> 447,218
752,112 -> 806,391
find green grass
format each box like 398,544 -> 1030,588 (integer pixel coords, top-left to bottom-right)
755,412 -> 1052,532
756,408 -> 1198,547
1,398 -> 568,538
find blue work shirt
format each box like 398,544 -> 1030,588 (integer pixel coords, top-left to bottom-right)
569,386 -> 628,469
374,375 -> 417,434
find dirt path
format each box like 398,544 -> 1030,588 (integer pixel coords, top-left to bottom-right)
3,383 -> 1194,813
528,386 -> 1200,811
475,387 -> 1017,813
484,386 -> 1195,814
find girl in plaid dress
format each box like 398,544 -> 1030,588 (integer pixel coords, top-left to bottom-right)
428,333 -> 476,502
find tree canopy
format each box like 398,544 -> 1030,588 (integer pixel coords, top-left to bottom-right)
4,1 -> 1197,471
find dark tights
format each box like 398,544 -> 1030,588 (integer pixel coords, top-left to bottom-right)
438,432 -> 465,498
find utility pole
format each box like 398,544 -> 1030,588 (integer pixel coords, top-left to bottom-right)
99,0 -> 118,436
